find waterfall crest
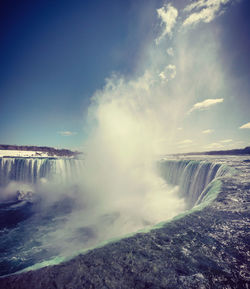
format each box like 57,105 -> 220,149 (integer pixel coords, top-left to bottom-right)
158,159 -> 231,208
0,158 -> 84,188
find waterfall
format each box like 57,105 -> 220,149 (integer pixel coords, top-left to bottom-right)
0,158 -> 84,188
158,159 -> 231,208
0,157 -> 232,208
0,156 -> 235,277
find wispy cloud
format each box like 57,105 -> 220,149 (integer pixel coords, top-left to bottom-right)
58,131 -> 77,136
178,139 -> 193,145
156,4 -> 178,43
202,129 -> 214,134
204,142 -> 225,150
167,47 -> 174,56
159,64 -> 176,82
188,98 -> 223,114
178,139 -> 193,149
234,140 -> 246,147
183,0 -> 230,26
220,139 -> 232,143
239,122 -> 250,129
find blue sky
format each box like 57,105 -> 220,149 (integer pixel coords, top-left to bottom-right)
0,0 -> 249,152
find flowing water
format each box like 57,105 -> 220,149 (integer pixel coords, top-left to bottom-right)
0,156 -> 232,276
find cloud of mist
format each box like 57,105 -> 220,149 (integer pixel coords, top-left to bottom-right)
76,71 -> 187,241
0,181 -> 34,202
68,1 -> 232,247
68,2 -> 230,249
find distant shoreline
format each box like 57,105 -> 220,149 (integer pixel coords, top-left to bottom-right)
175,146 -> 250,156
0,144 -> 249,158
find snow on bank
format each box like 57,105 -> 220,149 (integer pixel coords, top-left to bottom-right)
0,150 -> 57,158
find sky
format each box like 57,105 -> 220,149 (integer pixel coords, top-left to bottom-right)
0,0 -> 249,153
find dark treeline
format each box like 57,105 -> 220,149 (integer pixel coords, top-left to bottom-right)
0,144 -> 81,157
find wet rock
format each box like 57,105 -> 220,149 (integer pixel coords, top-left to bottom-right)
16,190 -> 34,202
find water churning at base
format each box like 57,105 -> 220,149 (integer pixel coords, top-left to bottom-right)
0,156 -> 232,276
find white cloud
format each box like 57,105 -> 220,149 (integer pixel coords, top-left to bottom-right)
220,139 -> 232,143
204,142 -> 225,150
178,139 -> 193,145
159,64 -> 176,82
58,131 -> 77,136
202,129 -> 214,134
167,47 -> 174,56
239,122 -> 250,129
156,4 -> 178,43
234,140 -> 246,147
188,98 -> 223,113
183,0 -> 230,26
178,139 -> 194,149
159,72 -> 166,80
177,127 -> 183,131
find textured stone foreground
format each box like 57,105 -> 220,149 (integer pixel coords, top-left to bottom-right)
0,160 -> 249,289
